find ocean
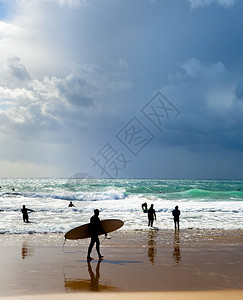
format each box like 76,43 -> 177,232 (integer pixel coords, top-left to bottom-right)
0,178 -> 242,234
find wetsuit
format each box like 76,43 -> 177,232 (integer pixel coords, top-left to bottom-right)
172,207 -> 180,230
148,206 -> 156,227
87,214 -> 106,259
21,207 -> 29,223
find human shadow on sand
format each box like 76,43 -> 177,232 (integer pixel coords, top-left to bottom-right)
75,259 -> 143,266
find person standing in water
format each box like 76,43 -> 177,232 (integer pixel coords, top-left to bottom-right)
172,205 -> 180,230
142,202 -> 148,212
148,204 -> 156,227
87,209 -> 107,261
21,205 -> 33,223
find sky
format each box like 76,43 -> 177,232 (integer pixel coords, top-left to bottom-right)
0,0 -> 242,179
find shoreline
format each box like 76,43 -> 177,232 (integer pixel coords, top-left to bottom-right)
1,228 -> 243,247
0,229 -> 242,298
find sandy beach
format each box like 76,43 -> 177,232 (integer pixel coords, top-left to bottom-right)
0,229 -> 243,299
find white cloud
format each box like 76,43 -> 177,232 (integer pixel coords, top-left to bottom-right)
0,21 -> 24,37
46,0 -> 86,7
6,0 -> 86,9
206,86 -> 235,111
188,0 -> 237,8
0,2 -> 77,79
118,58 -> 129,71
170,58 -> 227,81
0,57 -> 132,139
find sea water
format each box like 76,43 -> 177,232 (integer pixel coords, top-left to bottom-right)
0,178 -> 242,234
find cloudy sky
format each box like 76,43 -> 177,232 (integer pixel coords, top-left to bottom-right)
0,0 -> 242,179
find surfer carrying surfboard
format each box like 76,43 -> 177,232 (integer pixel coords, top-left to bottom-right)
87,209 -> 107,262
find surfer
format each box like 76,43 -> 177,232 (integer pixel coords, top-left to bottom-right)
148,204 -> 156,227
172,205 -> 180,230
21,205 -> 33,223
87,209 -> 107,261
68,201 -> 75,207
142,202 -> 148,212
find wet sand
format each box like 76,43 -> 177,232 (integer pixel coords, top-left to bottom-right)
0,229 -> 243,299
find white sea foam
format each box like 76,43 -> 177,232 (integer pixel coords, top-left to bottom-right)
0,178 -> 242,234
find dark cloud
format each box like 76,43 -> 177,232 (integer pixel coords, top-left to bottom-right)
67,94 -> 94,107
8,57 -> 31,81
0,0 -> 242,178
159,58 -> 243,153
235,80 -> 243,100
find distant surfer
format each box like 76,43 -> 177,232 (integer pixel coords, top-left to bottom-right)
172,205 -> 180,230
21,205 -> 33,223
142,202 -> 148,213
68,201 -> 75,207
148,204 -> 156,227
87,209 -> 107,262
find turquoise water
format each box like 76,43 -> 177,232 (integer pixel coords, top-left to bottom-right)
0,178 -> 242,234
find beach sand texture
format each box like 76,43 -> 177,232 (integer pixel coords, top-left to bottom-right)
0,229 -> 243,299
0,230 -> 243,300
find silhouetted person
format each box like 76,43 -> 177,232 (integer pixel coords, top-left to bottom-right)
148,204 -> 156,227
21,205 -> 33,223
142,202 -> 148,212
87,209 -> 107,261
172,205 -> 180,230
68,201 -> 75,207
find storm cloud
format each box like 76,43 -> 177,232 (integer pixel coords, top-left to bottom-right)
0,0 -> 242,178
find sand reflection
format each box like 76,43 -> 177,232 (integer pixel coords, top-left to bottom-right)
21,242 -> 34,259
147,229 -> 157,265
173,231 -> 181,265
64,261 -> 117,292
